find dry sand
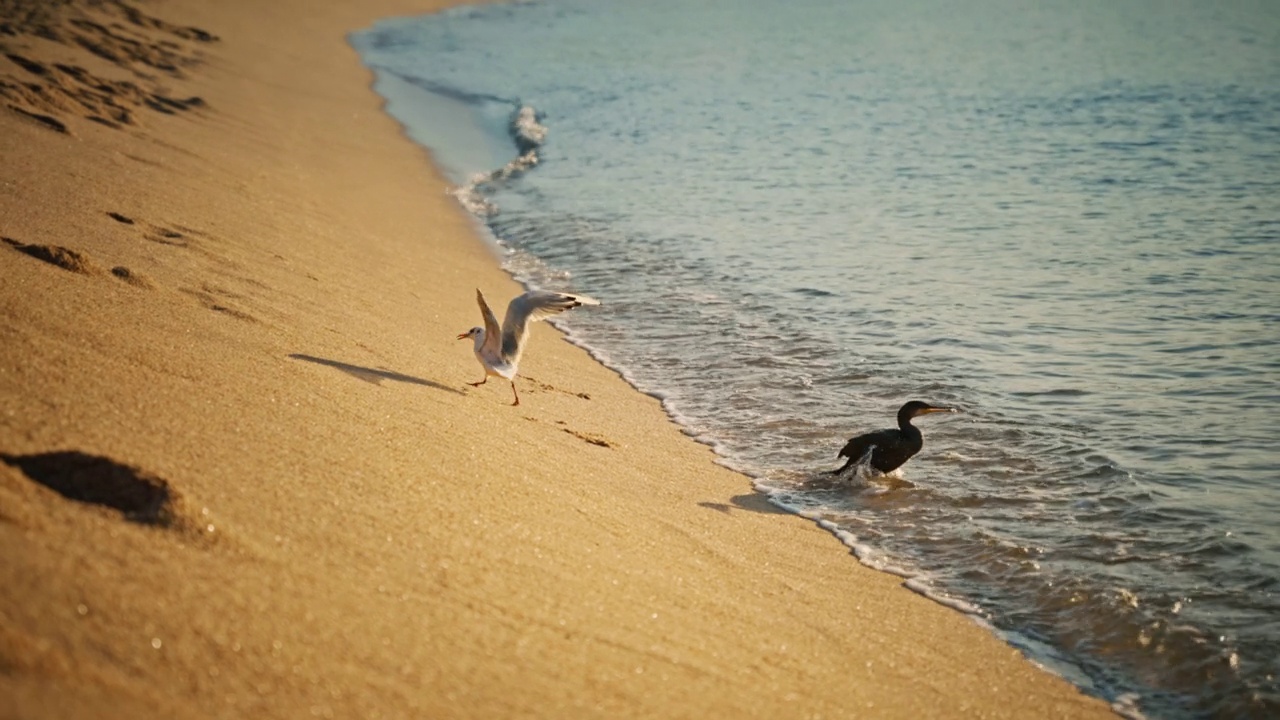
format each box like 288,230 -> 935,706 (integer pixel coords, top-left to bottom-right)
0,1 -> 1118,718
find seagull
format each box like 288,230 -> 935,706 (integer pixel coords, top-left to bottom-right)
831,400 -> 958,475
457,288 -> 599,405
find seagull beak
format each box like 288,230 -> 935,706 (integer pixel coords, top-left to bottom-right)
456,332 -> 469,340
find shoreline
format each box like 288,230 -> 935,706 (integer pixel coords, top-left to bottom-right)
350,15 -> 1115,700
1,1 -> 1118,718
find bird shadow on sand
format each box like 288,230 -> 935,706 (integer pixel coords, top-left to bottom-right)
699,492 -> 792,516
288,354 -> 464,394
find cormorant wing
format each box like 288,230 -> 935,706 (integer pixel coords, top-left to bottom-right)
838,428 -> 895,461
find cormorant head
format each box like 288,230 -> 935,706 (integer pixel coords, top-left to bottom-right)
456,326 -> 483,341
899,400 -> 958,421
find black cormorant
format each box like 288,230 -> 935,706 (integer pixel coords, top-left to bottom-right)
831,400 -> 958,475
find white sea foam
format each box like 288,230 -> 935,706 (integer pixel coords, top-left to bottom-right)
510,105 -> 547,153
1110,694 -> 1148,720
902,578 -> 983,615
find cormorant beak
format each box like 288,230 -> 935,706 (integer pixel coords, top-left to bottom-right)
921,406 -> 959,414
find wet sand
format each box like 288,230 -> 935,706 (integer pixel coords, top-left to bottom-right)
0,1 -> 1117,717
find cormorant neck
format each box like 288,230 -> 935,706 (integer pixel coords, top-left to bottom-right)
897,414 -> 923,447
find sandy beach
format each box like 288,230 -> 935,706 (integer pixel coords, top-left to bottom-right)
0,1 -> 1118,718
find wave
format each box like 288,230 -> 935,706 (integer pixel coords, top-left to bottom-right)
452,104 -> 547,217
360,65 -> 548,219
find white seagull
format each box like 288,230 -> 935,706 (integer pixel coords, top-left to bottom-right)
457,288 -> 599,405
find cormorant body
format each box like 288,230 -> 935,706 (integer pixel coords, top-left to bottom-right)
833,400 -> 957,475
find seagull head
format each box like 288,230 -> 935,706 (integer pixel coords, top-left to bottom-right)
457,326 -> 484,341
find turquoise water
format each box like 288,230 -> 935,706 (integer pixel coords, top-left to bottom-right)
352,1 -> 1280,716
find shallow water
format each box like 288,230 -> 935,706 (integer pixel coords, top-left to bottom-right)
352,1 -> 1280,716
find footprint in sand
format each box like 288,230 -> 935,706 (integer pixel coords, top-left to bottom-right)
549,420 -> 616,449
524,376 -> 592,401
0,450 -> 216,542
2,236 -> 99,274
144,226 -> 188,247
5,233 -> 153,288
110,265 -> 153,288
102,213 -> 263,320
129,218 -> 215,251
181,282 -> 257,323
2,54 -> 206,133
0,0 -> 217,134
564,429 -> 615,448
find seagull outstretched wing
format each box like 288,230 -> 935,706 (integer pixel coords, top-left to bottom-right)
475,289 -> 503,360
500,291 -> 599,364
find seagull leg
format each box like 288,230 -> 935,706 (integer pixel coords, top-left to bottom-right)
510,381 -> 521,406
467,377 -> 487,388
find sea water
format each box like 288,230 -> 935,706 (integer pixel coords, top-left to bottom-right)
350,1 -> 1280,716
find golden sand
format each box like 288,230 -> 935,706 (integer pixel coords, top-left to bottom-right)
0,1 -> 1117,717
